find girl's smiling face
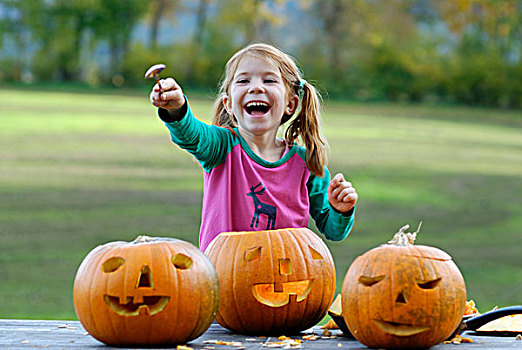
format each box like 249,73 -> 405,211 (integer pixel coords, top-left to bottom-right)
223,56 -> 298,137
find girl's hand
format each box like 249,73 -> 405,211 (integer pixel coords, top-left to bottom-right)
149,77 -> 185,111
328,173 -> 358,213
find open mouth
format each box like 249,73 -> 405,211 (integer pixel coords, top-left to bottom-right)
252,280 -> 313,307
373,319 -> 430,336
245,101 -> 270,116
104,295 -> 170,316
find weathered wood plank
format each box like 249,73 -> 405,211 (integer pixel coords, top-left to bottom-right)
0,319 -> 520,349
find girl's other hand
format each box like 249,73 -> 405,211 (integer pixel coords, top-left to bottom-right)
149,77 -> 185,111
328,173 -> 358,213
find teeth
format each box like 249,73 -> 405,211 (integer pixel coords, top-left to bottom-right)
246,101 -> 269,108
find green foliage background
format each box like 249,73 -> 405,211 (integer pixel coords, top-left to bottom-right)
0,87 -> 520,319
1,0 -> 522,108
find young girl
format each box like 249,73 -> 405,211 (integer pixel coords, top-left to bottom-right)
150,43 -> 357,251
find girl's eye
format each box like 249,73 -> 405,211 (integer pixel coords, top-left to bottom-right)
264,78 -> 277,83
236,79 -> 249,84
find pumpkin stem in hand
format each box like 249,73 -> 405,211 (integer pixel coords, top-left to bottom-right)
388,221 -> 422,246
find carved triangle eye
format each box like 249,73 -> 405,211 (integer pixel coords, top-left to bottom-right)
309,246 -> 324,260
417,278 -> 441,289
359,275 -> 385,287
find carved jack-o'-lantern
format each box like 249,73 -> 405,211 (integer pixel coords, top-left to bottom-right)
205,228 -> 336,335
73,236 -> 219,346
342,224 -> 466,349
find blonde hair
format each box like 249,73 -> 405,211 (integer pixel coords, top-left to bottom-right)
212,43 -> 328,177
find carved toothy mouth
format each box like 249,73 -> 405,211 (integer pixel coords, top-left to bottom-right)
104,295 -> 170,316
373,319 -> 430,336
253,280 -> 313,307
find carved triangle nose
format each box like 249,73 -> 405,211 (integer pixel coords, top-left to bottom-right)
396,291 -> 407,304
136,265 -> 152,288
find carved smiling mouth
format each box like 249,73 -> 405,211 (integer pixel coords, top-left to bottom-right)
373,319 -> 430,336
104,295 -> 170,316
253,280 -> 313,307
245,101 -> 270,116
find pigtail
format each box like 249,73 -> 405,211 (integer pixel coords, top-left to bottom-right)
285,81 -> 328,177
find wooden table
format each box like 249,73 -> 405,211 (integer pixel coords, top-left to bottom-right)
1,319 -> 520,349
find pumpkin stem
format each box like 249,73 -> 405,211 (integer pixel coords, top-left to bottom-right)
133,235 -> 155,243
388,221 -> 422,246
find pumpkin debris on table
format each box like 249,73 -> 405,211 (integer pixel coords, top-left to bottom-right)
204,340 -> 244,347
176,346 -> 194,350
321,319 -> 339,330
302,335 -> 320,341
464,299 -> 479,316
443,334 -> 473,344
260,336 -> 302,348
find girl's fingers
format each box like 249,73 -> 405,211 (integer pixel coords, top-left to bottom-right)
150,90 -> 161,106
161,89 -> 179,101
159,77 -> 179,91
331,180 -> 353,196
150,89 -> 167,107
337,187 -> 357,202
150,77 -> 185,109
330,173 -> 345,186
342,191 -> 358,203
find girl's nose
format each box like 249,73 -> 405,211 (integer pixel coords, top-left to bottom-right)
248,79 -> 265,93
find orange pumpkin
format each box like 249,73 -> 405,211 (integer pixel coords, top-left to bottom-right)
205,228 -> 336,335
342,224 -> 466,349
73,236 -> 219,346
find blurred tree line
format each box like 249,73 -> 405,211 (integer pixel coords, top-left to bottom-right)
0,0 -> 521,108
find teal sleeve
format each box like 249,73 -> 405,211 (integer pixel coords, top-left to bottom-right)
307,167 -> 355,241
160,99 -> 235,172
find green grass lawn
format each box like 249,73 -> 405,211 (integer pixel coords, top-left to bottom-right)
1,87 -> 521,320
